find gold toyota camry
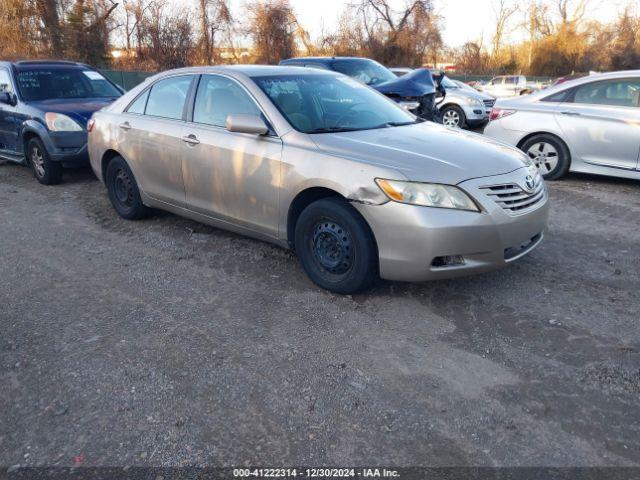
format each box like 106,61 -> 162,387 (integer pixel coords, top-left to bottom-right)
88,66 -> 548,293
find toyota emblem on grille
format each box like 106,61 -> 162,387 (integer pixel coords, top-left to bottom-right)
524,174 -> 536,192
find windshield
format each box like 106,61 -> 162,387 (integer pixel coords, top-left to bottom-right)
330,59 -> 397,86
16,68 -> 121,101
253,74 -> 417,134
440,76 -> 458,89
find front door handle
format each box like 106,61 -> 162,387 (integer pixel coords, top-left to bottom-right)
182,134 -> 200,146
118,121 -> 131,131
560,111 -> 581,116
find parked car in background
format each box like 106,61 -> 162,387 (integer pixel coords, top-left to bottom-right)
0,60 -> 122,184
89,66 -> 548,293
484,70 -> 640,180
481,75 -> 534,98
437,75 -> 495,128
279,57 -> 440,121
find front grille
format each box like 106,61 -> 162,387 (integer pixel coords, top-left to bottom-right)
481,181 -> 545,213
483,99 -> 495,108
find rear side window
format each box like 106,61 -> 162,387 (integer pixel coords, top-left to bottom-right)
541,90 -> 571,103
145,76 -> 192,120
126,89 -> 149,114
193,75 -> 261,127
571,79 -> 640,107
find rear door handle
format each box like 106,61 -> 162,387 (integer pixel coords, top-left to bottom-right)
560,111 -> 581,116
182,134 -> 200,146
118,122 -> 131,131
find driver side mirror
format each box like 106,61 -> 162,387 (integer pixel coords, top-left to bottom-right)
226,114 -> 269,135
0,92 -> 16,106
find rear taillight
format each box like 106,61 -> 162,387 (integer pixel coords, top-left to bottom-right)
489,108 -> 516,122
87,118 -> 95,133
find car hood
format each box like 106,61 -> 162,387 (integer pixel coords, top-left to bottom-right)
311,122 -> 528,184
373,68 -> 435,97
449,88 -> 494,102
27,98 -> 117,125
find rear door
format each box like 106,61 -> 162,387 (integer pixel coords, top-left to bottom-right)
554,77 -> 640,171
180,74 -> 282,237
117,74 -> 195,207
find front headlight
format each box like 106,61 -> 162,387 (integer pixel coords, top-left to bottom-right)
45,112 -> 83,132
375,179 -> 480,212
464,97 -> 483,106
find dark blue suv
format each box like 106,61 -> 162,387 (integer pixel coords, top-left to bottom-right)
0,60 -> 122,184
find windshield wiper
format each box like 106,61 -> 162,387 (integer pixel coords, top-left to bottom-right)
306,126 -> 366,134
379,118 -> 426,128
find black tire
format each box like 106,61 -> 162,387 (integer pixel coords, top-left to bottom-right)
520,134 -> 571,180
294,197 -> 378,294
441,105 -> 466,129
105,155 -> 150,220
27,137 -> 62,185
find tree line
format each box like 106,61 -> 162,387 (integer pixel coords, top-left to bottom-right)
0,0 -> 638,76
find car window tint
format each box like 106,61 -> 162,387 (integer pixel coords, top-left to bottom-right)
0,69 -> 14,93
572,79 -> 640,107
193,75 -> 261,127
126,89 -> 149,114
145,76 -> 192,120
505,77 -> 516,85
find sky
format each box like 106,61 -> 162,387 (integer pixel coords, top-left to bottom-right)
269,0 -> 630,47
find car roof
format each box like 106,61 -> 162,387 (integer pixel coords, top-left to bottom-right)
10,60 -> 90,68
146,64 -> 341,81
281,57 -> 376,64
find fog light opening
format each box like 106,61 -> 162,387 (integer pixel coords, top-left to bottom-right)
431,255 -> 465,268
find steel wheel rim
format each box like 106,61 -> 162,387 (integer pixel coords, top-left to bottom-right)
31,146 -> 45,178
443,109 -> 460,127
527,142 -> 559,174
114,168 -> 134,207
310,221 -> 353,275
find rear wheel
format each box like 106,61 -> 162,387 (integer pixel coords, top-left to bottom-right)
105,155 -> 150,219
441,105 -> 466,128
520,134 -> 570,180
294,197 -> 378,294
27,137 -> 62,185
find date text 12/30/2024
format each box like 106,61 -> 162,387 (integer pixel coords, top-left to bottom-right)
233,468 -> 400,478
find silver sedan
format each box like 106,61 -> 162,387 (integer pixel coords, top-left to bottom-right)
484,70 -> 640,180
88,66 -> 548,293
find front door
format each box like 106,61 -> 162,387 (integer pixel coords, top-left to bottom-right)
181,74 -> 282,238
117,74 -> 195,207
554,78 -> 640,171
0,68 -> 18,155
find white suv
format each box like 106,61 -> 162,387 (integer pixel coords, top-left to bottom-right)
482,75 -> 531,98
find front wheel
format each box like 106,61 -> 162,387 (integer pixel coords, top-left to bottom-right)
105,155 -> 150,220
294,198 -> 378,294
441,105 -> 466,128
27,137 -> 62,185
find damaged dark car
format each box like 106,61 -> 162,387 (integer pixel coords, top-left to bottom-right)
279,56 -> 440,121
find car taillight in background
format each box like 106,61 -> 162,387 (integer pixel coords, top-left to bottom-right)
87,118 -> 95,133
489,108 -> 516,122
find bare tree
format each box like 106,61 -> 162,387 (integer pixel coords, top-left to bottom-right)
247,0 -> 297,64
491,0 -> 519,59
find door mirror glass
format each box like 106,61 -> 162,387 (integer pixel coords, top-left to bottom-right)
226,114 -> 269,135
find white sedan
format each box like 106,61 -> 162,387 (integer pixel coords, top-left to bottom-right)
484,70 -> 640,180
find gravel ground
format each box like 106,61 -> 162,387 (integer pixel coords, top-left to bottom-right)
0,161 -> 639,468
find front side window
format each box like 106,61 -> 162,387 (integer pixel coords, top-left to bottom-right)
572,79 -> 640,107
330,59 -> 397,86
15,68 -> 121,101
0,70 -> 14,94
505,76 -> 517,85
193,75 -> 261,127
145,76 -> 192,120
253,74 -> 415,133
